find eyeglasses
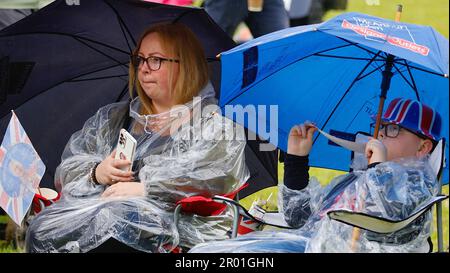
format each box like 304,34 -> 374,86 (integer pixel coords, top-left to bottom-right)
370,123 -> 402,138
130,55 -> 179,71
370,122 -> 426,139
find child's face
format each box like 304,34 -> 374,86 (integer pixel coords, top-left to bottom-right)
377,123 -> 426,161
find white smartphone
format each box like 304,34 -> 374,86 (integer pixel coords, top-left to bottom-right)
114,129 -> 137,172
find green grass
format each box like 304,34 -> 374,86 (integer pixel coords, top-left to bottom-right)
0,216 -> 22,253
0,215 -> 8,224
324,0 -> 449,37
432,186 -> 449,251
0,242 -> 23,253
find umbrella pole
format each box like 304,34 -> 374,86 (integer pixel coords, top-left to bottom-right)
350,4 -> 403,252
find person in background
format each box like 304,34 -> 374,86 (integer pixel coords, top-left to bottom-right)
283,0 -> 347,27
204,0 -> 289,40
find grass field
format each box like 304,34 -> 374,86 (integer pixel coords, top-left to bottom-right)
324,0 -> 449,37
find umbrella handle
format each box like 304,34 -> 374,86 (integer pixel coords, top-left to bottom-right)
372,96 -> 386,138
350,4 -> 403,252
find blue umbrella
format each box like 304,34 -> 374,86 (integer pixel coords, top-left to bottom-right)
218,12 -> 449,183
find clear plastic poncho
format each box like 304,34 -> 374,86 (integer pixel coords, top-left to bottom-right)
25,83 -> 250,253
190,157 -> 439,253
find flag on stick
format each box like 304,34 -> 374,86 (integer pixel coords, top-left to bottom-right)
0,111 -> 45,226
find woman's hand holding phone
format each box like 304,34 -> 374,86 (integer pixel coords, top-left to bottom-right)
95,149 -> 134,185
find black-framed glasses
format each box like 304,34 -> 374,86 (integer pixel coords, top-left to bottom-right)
370,123 -> 401,138
370,122 -> 427,139
130,55 -> 179,71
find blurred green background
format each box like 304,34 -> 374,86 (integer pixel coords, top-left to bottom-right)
324,0 -> 449,37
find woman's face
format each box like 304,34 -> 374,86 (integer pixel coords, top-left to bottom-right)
137,33 -> 179,108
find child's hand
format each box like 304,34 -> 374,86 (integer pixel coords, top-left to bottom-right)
365,138 -> 387,165
287,121 -> 317,156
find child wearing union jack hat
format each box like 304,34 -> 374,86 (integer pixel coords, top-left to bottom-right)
279,97 -> 443,252
286,97 -> 441,171
285,98 -> 442,195
365,98 -> 441,166
281,97 -> 443,252
189,99 -> 444,253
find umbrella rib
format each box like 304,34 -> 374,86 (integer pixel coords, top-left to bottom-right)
310,41 -> 358,56
4,63 -> 129,115
392,61 -> 446,77
73,36 -> 129,69
355,63 -> 385,81
393,63 -> 420,100
0,31 -> 130,55
69,62 -> 129,82
115,82 -> 129,103
222,42 -> 358,106
334,36 -> 381,57
173,9 -> 197,23
68,74 -> 128,83
314,54 -> 384,62
103,0 -> 136,49
313,50 -> 383,144
117,16 -> 133,53
403,60 -> 420,100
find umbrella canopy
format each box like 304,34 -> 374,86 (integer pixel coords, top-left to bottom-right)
0,0 -> 238,188
218,12 -> 449,183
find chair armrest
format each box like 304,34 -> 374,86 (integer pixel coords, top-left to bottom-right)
173,195 -> 242,238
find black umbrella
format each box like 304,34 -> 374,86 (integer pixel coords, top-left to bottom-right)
241,135 -> 278,198
0,0 -> 278,195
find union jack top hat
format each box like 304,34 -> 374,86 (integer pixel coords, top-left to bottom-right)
379,98 -> 442,141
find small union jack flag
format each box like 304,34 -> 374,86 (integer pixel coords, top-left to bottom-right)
237,215 -> 264,235
0,111 -> 45,226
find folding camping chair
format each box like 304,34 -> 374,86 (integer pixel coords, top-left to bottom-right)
173,185 -> 246,239
172,136 -> 280,247
174,132 -> 449,252
326,133 -> 448,252
173,188 -> 294,241
429,138 -> 447,252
